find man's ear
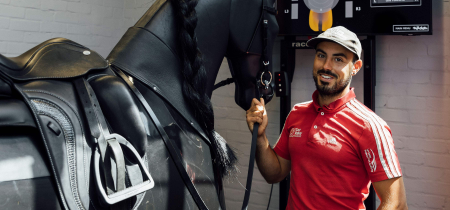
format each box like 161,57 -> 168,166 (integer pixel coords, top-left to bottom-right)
352,60 -> 362,75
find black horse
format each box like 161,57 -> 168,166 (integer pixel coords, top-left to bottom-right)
0,0 -> 278,209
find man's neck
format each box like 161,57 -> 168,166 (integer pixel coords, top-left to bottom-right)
317,87 -> 350,107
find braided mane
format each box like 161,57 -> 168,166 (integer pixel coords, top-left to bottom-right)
170,0 -> 237,177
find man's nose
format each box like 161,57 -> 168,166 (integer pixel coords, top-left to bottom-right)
323,58 -> 333,71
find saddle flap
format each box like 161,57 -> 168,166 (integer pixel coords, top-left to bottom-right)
0,39 -> 108,81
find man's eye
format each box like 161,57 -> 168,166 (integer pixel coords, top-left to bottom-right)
335,58 -> 343,62
318,54 -> 325,58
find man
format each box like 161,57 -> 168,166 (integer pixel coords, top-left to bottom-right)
246,26 -> 407,209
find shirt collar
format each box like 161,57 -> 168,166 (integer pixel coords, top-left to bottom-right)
312,87 -> 356,113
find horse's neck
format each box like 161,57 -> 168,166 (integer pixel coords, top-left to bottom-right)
106,0 -> 232,141
142,0 -> 231,97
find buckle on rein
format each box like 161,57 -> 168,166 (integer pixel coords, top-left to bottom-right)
94,133 -> 155,205
260,68 -> 272,90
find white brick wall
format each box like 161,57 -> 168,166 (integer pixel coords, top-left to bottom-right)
0,0 -> 154,58
2,0 -> 450,209
214,0 -> 450,209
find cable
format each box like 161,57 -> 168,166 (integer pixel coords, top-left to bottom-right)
266,184 -> 273,210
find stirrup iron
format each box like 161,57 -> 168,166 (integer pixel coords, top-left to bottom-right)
73,77 -> 154,206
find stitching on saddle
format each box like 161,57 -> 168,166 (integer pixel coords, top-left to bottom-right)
31,99 -> 85,210
14,86 -> 70,210
23,82 -> 104,209
24,89 -> 88,209
23,90 -> 84,127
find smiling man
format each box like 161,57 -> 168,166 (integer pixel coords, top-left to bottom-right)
246,26 -> 407,209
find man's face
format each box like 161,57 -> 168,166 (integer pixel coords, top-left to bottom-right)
313,41 -> 356,97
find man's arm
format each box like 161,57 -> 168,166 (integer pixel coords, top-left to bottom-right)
246,98 -> 291,183
373,177 -> 408,210
255,134 -> 291,183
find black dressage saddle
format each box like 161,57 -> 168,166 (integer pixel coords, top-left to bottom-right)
0,38 -> 155,210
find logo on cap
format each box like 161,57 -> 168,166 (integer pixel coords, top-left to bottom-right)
324,28 -> 345,39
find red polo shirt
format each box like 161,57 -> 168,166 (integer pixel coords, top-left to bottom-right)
273,88 -> 402,210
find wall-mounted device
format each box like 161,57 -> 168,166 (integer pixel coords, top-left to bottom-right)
275,71 -> 290,97
277,0 -> 431,36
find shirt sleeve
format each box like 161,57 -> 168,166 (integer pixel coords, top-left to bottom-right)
359,119 -> 402,182
273,110 -> 292,160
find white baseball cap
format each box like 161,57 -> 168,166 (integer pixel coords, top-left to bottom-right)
306,26 -> 362,60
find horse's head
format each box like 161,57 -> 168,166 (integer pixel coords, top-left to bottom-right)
227,0 -> 279,110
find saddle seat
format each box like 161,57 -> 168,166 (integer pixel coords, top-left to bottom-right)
0,38 -> 108,80
0,38 -> 84,70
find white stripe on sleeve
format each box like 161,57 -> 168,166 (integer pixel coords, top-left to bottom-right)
352,100 -> 400,177
346,101 -> 393,179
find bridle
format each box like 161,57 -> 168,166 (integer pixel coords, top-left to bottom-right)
241,1 -> 277,210
204,0 -> 279,209
245,0 -> 277,102
213,0 -> 277,98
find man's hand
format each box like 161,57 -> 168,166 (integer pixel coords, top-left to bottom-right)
246,98 -> 268,136
246,98 -> 291,183
373,177 -> 408,210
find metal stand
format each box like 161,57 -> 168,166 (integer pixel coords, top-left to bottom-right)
279,37 -> 296,210
277,36 -> 377,210
362,35 -> 377,210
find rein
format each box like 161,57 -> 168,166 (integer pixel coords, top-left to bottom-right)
241,1 -> 276,210
214,1 -> 276,209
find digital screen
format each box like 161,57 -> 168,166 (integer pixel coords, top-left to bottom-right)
371,0 -> 421,7
276,0 -> 432,36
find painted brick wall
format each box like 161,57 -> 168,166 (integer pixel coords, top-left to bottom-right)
214,0 -> 450,209
0,0 -> 154,58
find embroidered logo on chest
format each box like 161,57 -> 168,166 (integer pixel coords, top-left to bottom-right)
364,149 -> 377,173
327,137 -> 337,145
289,128 -> 302,137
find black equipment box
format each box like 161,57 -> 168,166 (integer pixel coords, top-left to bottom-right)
276,0 -> 432,36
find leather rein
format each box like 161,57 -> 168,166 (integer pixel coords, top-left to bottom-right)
241,1 -> 276,210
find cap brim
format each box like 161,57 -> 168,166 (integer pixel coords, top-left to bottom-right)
306,37 -> 360,60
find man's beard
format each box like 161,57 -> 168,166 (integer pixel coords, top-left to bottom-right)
313,69 -> 352,98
